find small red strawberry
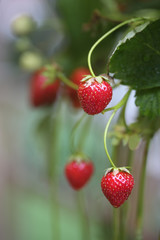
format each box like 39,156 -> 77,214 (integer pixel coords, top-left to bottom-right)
30,67 -> 60,107
67,67 -> 90,108
78,76 -> 112,115
65,156 -> 94,190
101,168 -> 134,208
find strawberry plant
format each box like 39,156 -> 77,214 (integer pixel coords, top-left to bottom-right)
9,1 -> 160,240
73,15 -> 160,240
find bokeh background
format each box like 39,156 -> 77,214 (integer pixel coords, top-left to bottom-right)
0,0 -> 160,240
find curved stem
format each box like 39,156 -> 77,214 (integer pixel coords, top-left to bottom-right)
104,111 -> 117,168
88,17 -> 144,77
57,72 -> 78,90
103,89 -> 132,167
136,139 -> 150,240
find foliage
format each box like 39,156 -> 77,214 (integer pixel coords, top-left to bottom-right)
109,19 -> 160,118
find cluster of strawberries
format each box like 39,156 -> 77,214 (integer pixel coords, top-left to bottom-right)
30,65 -> 134,208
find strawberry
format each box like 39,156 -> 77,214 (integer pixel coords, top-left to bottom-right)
67,67 -> 90,108
65,156 -> 94,190
78,76 -> 112,115
101,168 -> 134,208
30,67 -> 60,107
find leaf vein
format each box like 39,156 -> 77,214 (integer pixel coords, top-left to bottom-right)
143,42 -> 160,56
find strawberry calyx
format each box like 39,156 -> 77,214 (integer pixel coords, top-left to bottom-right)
68,152 -> 90,163
42,63 -> 61,86
81,75 -> 112,84
81,75 -> 93,82
104,167 -> 131,176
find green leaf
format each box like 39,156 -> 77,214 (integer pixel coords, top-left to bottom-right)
135,87 -> 160,118
57,0 -> 103,58
109,19 -> 160,89
128,134 -> 141,150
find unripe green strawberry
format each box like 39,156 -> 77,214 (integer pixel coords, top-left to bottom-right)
78,76 -> 112,115
101,168 -> 134,208
11,15 -> 36,36
19,51 -> 44,71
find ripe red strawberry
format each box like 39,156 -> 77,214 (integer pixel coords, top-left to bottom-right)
65,157 -> 94,190
101,168 -> 134,208
67,67 -> 90,108
30,67 -> 60,107
78,76 -> 112,115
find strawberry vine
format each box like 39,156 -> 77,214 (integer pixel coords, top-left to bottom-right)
85,15 -> 159,240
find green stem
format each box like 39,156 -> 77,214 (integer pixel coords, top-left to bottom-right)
77,191 -> 91,240
103,89 -> 132,167
47,104 -> 61,240
121,99 -> 129,131
112,144 -> 121,167
119,202 -> 128,240
112,114 -> 134,240
127,148 -> 134,169
112,82 -> 121,89
110,100 -> 134,240
57,72 -> 78,90
112,144 -> 121,239
135,139 -> 150,240
70,113 -> 87,153
102,88 -> 132,114
121,149 -> 134,240
47,104 -> 61,179
78,116 -> 92,152
50,180 -> 61,240
88,17 -> 144,77
104,111 -> 117,168
113,208 -> 120,240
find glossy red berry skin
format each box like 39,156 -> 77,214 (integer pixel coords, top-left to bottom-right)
78,77 -> 112,115
68,67 -> 90,108
30,68 -> 60,107
65,160 -> 94,190
101,170 -> 134,208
